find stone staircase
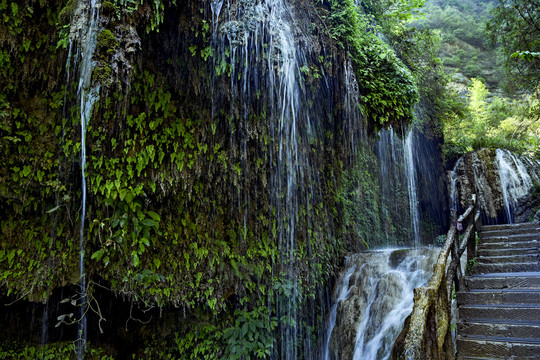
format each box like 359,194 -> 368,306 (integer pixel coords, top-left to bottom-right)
456,222 -> 540,360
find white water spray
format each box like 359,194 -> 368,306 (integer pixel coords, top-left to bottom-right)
495,148 -> 536,223
213,0 -> 313,356
449,158 -> 462,211
404,131 -> 420,246
320,248 -> 439,360
321,262 -> 357,360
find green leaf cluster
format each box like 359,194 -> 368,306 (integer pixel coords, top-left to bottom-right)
326,0 -> 419,127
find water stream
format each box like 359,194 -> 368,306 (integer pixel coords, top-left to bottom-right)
376,127 -> 422,246
212,0 -> 316,356
449,158 -> 462,211
404,131 -> 420,246
320,248 -> 439,360
72,0 -> 101,357
495,149 -> 536,223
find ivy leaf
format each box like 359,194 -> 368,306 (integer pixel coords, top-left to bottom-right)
91,249 -> 104,261
223,327 -> 234,339
132,252 -> 140,267
141,219 -> 156,227
147,211 -> 160,221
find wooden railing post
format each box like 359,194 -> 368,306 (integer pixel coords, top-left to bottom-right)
467,195 -> 478,264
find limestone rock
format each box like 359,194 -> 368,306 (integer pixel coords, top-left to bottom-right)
451,148 -> 540,223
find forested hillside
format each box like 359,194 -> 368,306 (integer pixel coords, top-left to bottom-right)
414,0 -> 539,161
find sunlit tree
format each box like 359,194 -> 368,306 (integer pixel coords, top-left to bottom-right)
465,78 -> 489,141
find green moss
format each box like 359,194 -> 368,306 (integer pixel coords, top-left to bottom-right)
57,0 -> 75,26
101,1 -> 117,16
93,64 -> 112,86
97,29 -> 119,56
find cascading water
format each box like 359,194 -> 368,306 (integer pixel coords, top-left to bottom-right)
377,127 -> 422,246
71,0 -> 101,357
343,59 -> 365,156
212,0 -> 320,357
495,148 -> 536,223
449,158 -> 462,211
404,130 -> 420,246
376,128 -> 408,244
320,248 -> 439,360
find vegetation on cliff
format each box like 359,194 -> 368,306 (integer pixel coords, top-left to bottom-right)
0,0 -> 497,358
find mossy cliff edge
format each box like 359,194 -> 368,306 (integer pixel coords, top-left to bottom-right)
0,0 -> 446,357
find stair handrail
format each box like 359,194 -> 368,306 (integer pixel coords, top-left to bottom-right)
391,194 -> 482,360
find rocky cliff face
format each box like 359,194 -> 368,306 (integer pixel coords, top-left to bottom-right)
0,0 -> 447,357
450,148 -> 540,224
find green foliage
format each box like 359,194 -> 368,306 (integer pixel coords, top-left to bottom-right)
108,0 -> 176,33
0,0 -> 79,299
413,0 -> 506,90
327,0 -> 419,127
93,64 -> 112,85
359,0 -> 425,35
337,148 -> 411,248
0,0 -> 32,35
57,0 -> 74,26
487,0 -> 540,90
169,324 -> 223,360
139,305 -> 277,360
443,78 -> 540,158
466,257 -> 477,275
222,308 -> 275,360
465,78 -> 489,139
0,341 -> 114,360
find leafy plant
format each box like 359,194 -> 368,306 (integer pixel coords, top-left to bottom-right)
222,308 -> 276,360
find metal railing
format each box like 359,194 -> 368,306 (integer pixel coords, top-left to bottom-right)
391,195 -> 481,360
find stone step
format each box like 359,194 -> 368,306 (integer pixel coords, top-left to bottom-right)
474,262 -> 540,274
457,336 -> 540,359
481,233 -> 540,243
477,254 -> 539,263
481,222 -> 540,233
478,240 -> 540,250
459,304 -> 540,322
477,247 -> 539,257
457,289 -> 540,305
465,272 -> 540,290
459,319 -> 540,339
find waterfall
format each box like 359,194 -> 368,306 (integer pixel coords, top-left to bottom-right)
495,148 -> 536,223
404,130 -> 420,246
266,2 -> 303,357
376,128 -> 402,244
71,0 -> 101,357
376,127 -> 430,247
449,158 -> 462,211
343,59 -> 364,156
320,248 -> 439,360
321,261 -> 357,360
212,0 -> 318,357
